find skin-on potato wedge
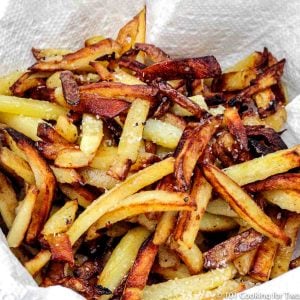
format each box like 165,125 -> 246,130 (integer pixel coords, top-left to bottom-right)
67,157 -> 175,246
0,147 -> 35,184
173,169 -> 212,247
175,118 -> 221,191
30,38 -> 121,71
203,163 -> 290,245
223,145 -> 300,186
270,214 -> 300,278
244,173 -> 300,193
204,229 -> 264,269
152,81 -> 207,118
7,186 -> 38,248
0,95 -> 68,120
262,190 -> 300,213
79,81 -> 157,103
142,56 -> 221,81
108,99 -> 150,180
0,172 -> 18,229
59,184 -> 96,208
87,190 -> 193,238
122,237 -> 158,300
142,264 -> 236,300
6,128 -> 56,243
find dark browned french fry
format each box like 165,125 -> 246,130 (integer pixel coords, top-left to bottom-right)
175,118 -> 221,191
204,229 -> 264,269
60,71 -> 80,106
37,123 -> 71,145
121,237 -> 158,300
142,56 -> 221,81
6,128 -> 56,243
135,43 -> 170,62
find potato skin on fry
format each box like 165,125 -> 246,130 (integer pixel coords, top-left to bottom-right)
204,229 -> 265,269
142,56 -> 221,81
60,70 -> 80,106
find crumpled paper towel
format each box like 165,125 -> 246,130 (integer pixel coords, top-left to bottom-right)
0,0 -> 300,299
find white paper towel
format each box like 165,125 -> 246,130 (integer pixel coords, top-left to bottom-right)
0,0 -> 300,299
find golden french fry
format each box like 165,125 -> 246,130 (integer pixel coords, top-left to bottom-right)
0,147 -> 35,184
50,166 -> 82,184
25,250 -> 52,276
54,115 -> 78,143
54,148 -> 91,168
198,212 -> 238,232
0,95 -> 68,120
98,227 -> 150,300
152,264 -> 190,280
32,48 -> 72,60
206,198 -> 238,218
84,35 -> 105,46
153,211 -> 177,245
7,186 -> 38,247
142,264 -> 237,300
0,71 -> 25,95
89,144 -> 118,171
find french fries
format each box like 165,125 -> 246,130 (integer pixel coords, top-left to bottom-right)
1,8 -> 299,299
0,172 -> 18,229
203,163 -> 290,245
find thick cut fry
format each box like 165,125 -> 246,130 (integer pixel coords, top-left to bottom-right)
25,250 -> 52,276
97,227 -> 150,300
54,148 -> 91,168
203,163 -> 290,245
31,38 -> 121,71
79,81 -> 157,103
54,115 -> 78,143
41,200 -> 78,236
6,128 -> 56,243
223,145 -> 300,186
175,118 -> 221,191
198,212 -> 238,232
249,238 -> 279,282
108,99 -> 150,180
67,157 -> 175,245
142,56 -> 221,81
0,95 -> 68,120
143,118 -> 183,149
262,190 -> 300,213
122,237 -> 158,300
245,173 -> 300,193
142,264 -> 236,300
0,113 -> 44,141
79,167 -> 119,190
153,211 -> 177,245
204,229 -> 264,269
173,169 -> 212,247
0,71 -> 25,95
59,184 -> 96,208
88,190 -> 193,238
37,122 -> 70,145
80,114 -> 104,156
60,70 -> 80,106
170,240 -> 204,275
0,172 -> 18,229
206,198 -> 238,218
270,214 -> 300,278
0,147 -> 35,184
7,186 -> 38,247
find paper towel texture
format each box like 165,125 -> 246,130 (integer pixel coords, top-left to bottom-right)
0,0 -> 299,299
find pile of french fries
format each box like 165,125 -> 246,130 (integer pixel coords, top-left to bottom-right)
0,7 -> 300,300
